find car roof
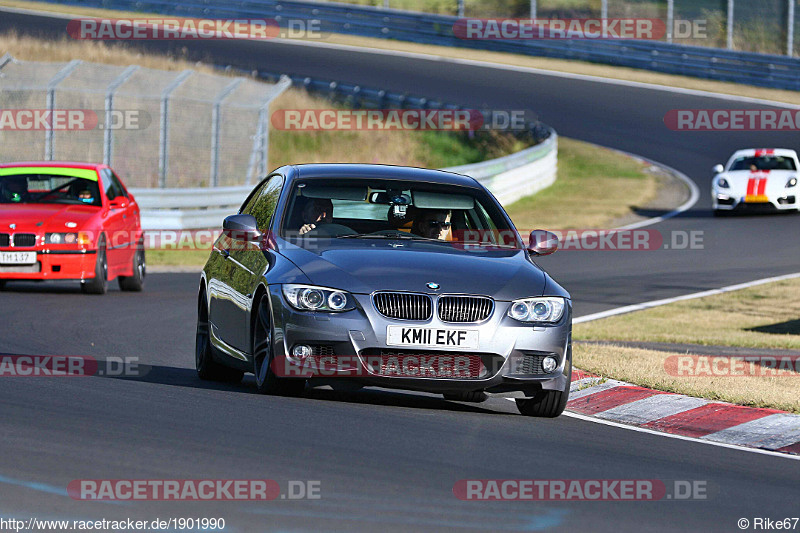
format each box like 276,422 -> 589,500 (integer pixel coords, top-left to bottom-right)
729,148 -> 798,159
287,163 -> 482,189
0,161 -> 106,170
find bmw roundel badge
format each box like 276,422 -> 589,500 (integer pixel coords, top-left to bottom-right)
426,282 -> 440,290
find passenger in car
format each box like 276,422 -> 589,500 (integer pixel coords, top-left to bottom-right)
411,208 -> 453,241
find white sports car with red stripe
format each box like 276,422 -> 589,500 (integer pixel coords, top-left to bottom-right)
712,148 -> 799,214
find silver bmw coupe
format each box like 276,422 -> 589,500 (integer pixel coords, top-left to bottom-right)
197,164 -> 572,417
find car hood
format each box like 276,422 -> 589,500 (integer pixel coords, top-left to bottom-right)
278,240 -> 547,301
720,170 -> 796,195
0,203 -> 100,232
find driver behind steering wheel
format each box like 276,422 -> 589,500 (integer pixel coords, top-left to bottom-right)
299,198 -> 333,235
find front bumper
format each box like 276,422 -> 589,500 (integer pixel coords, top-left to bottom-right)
712,191 -> 798,211
266,285 -> 572,397
0,248 -> 97,281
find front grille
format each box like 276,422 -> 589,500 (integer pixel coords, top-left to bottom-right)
363,349 -> 487,379
0,262 -> 40,273
13,233 -> 36,247
0,233 -> 8,247
510,353 -> 557,375
517,354 -> 545,375
373,292 -> 432,321
438,296 -> 494,323
311,345 -> 334,357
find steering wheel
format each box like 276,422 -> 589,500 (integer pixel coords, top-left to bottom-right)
302,223 -> 357,237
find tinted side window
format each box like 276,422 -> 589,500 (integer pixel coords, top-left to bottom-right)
110,171 -> 128,198
241,175 -> 283,229
99,170 -> 117,200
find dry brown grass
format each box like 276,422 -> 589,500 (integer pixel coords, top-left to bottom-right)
575,277 -> 800,350
504,137 -> 657,230
574,343 -> 800,413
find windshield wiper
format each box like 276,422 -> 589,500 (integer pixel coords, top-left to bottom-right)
336,232 -> 442,242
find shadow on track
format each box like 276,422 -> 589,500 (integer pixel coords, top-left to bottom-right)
95,363 -> 507,415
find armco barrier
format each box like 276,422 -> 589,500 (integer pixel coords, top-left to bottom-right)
131,134 -> 558,230
40,0 -> 800,91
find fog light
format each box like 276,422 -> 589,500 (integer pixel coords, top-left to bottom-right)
292,344 -> 313,358
542,356 -> 558,373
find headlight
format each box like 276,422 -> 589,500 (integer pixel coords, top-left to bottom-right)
507,297 -> 566,323
282,284 -> 354,312
786,177 -> 797,188
45,233 -> 78,244
716,177 -> 730,189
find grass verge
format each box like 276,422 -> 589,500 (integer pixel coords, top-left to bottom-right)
504,137 -> 657,230
574,276 -> 800,413
575,277 -> 800,350
3,0 -> 800,106
573,343 -> 800,413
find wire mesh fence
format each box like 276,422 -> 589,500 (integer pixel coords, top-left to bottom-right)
0,55 -> 290,188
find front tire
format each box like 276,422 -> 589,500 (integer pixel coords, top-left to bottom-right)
516,346 -> 572,418
196,289 -> 244,383
118,244 -> 145,291
252,296 -> 305,396
81,241 -> 107,295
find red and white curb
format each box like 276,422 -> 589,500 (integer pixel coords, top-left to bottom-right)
567,370 -> 800,456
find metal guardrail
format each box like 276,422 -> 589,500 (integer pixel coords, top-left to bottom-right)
132,134 -> 558,230
40,0 -> 800,91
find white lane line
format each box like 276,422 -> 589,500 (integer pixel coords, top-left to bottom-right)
574,272 -> 800,324
3,6 -> 800,111
595,394 -> 708,425
561,411 -> 800,461
700,413 -> 800,449
607,153 -> 700,231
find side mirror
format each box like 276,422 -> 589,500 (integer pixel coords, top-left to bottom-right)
712,164 -> 724,174
528,229 -> 559,256
108,198 -> 128,209
223,214 -> 261,242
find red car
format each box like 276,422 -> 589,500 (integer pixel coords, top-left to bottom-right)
0,162 -> 145,294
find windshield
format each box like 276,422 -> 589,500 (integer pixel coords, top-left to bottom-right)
280,178 -> 519,247
729,156 -> 797,171
0,173 -> 102,206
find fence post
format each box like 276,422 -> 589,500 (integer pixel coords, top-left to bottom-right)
530,0 -> 536,19
44,60 -> 81,161
727,0 -> 734,50
0,53 -> 14,69
789,0 -> 796,57
247,75 -> 291,184
103,65 -> 138,166
158,69 -> 193,188
601,0 -> 608,38
210,78 -> 244,187
457,0 -> 464,17
666,0 -> 674,43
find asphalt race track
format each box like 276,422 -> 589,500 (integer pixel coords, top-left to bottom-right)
1,8 -> 799,532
